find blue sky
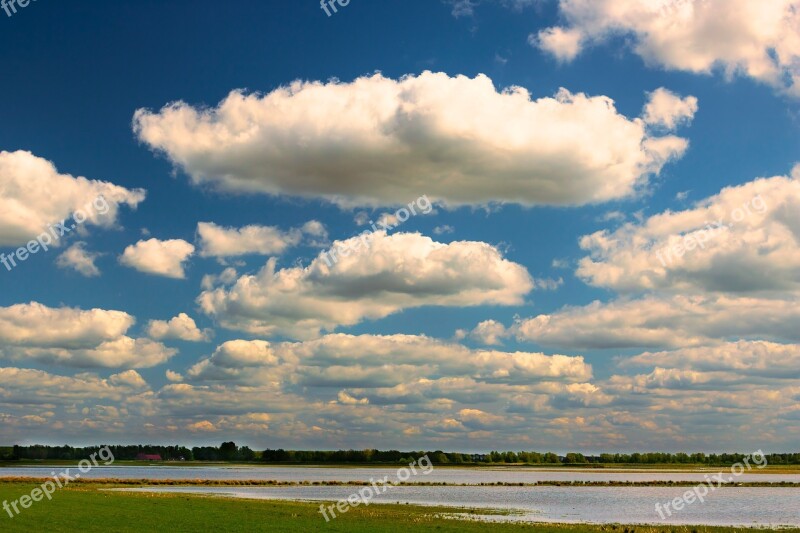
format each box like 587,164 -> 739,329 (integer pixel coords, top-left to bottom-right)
1,0 -> 800,452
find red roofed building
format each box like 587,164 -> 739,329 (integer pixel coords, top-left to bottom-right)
135,453 -> 163,461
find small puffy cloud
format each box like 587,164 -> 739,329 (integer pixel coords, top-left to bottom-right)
300,220 -> 329,247
0,302 -> 176,369
376,213 -> 400,228
207,340 -> 277,368
535,0 -> 800,96
643,88 -> 699,130
598,211 -> 626,223
433,225 -> 455,235
337,391 -> 370,405
147,313 -> 211,342
165,370 -> 184,383
120,238 -> 195,279
447,0 -> 478,17
534,277 -> 564,291
198,231 -> 533,339
197,222 -> 324,258
457,319 -> 509,346
134,72 -> 690,208
56,242 -> 102,277
533,27 -> 583,62
457,408 -> 515,430
0,150 -> 145,246
109,370 -> 149,389
187,420 -> 217,432
551,383 -> 614,409
353,212 -> 371,226
447,0 -> 538,17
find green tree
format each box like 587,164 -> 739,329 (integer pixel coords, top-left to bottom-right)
220,441 -> 238,461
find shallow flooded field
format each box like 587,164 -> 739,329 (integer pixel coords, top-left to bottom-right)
112,484 -> 800,527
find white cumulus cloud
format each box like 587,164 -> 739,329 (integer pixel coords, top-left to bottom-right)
56,242 -> 102,277
577,170 -> 800,294
147,313 -> 211,342
197,221 -> 325,258
198,231 -> 534,339
535,0 -> 800,96
134,72 -> 691,208
0,150 -> 145,246
120,238 -> 195,279
0,302 -> 175,368
642,88 -> 699,130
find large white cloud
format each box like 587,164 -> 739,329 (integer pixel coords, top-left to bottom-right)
577,169 -> 800,294
198,231 -> 534,339
6,337 -> 176,369
0,367 -> 151,404
535,0 -> 800,96
186,334 -> 592,393
120,238 -> 195,279
4,331 -> 800,449
0,303 -> 175,368
155,331 -> 800,449
0,302 -> 133,348
624,340 -> 800,379
134,72 -> 691,207
514,294 -> 800,349
0,367 -> 156,443
0,150 -> 145,246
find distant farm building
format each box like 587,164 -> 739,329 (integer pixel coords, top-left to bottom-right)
135,453 -> 163,461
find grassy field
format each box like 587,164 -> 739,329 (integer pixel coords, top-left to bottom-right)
0,481 -> 797,533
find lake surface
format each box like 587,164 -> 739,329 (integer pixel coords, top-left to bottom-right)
5,465 -> 800,526
3,465 -> 799,484
112,485 -> 800,527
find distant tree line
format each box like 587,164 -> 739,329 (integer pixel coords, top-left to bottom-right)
259,449 -> 800,466
3,442 -> 252,462
3,445 -> 799,465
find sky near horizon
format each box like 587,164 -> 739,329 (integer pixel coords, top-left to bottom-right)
1,0 -> 800,453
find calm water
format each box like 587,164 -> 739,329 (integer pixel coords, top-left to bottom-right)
5,465 -> 799,525
2,465 -> 799,484
112,485 -> 800,527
